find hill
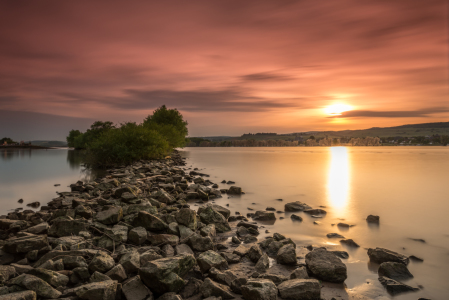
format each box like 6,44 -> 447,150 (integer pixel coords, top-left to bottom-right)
30,140 -> 68,147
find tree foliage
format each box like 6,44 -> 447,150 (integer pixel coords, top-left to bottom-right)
1,137 -> 16,144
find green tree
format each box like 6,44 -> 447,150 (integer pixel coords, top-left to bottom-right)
66,130 -> 82,148
0,137 -> 16,144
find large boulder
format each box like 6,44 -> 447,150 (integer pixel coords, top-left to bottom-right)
75,280 -> 118,300
227,186 -> 242,195
201,278 -> 234,299
252,211 -> 275,221
284,202 -> 311,212
148,234 -> 179,246
138,254 -> 196,295
247,245 -> 263,263
278,279 -> 321,300
27,268 -> 69,288
198,204 -> 231,233
367,248 -> 409,265
119,250 -> 141,274
175,208 -> 197,230
209,268 -> 237,286
276,244 -> 297,265
378,262 -> 413,280
133,211 -> 168,231
3,235 -> 48,254
305,248 -> 347,283
199,204 -> 231,219
128,227 -> 147,245
153,189 -> 176,205
255,254 -> 270,273
122,275 -> 153,300
188,233 -> 214,252
94,206 -> 123,225
0,291 -> 37,300
378,276 -> 419,296
241,279 -> 277,300
88,253 -> 115,274
197,250 -> 229,273
9,274 -> 61,299
26,222 -> 49,235
48,219 -> 89,237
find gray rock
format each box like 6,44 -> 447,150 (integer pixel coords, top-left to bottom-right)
71,267 -> 91,284
227,186 -> 242,195
0,291 -> 37,300
89,271 -> 112,283
258,274 -> 288,285
140,249 -> 163,266
284,202 -> 311,212
9,274 -> 62,299
277,244 -> 297,265
27,268 -> 69,288
200,224 -> 217,238
148,234 -> 179,246
305,248 -> 347,283
105,264 -> 127,282
63,256 -> 88,269
367,248 -> 409,265
138,254 -> 196,295
378,276 -> 419,295
197,250 -> 228,273
88,253 -> 115,273
241,279 -> 277,300
201,278 -> 234,299
290,266 -> 309,279
122,275 -> 153,300
209,267 -> 237,286
290,214 -> 302,221
198,204 -> 231,233
179,278 -> 203,299
366,215 -> 379,223
162,244 -> 175,257
378,262 -> 413,280
128,227 -> 147,245
175,244 -> 194,256
233,244 -> 250,257
48,219 -> 89,237
221,252 -> 241,264
26,222 -> 49,235
75,280 -> 118,300
175,208 -> 198,230
3,235 -> 49,254
188,233 -> 214,252
230,277 -> 247,294
252,211 -> 276,221
119,250 -> 141,274
133,211 -> 168,231
95,207 -> 123,225
255,254 -> 270,273
278,279 -> 321,300
157,292 -> 182,300
326,233 -> 344,239
0,266 -> 15,284
247,245 -> 263,263
331,251 -> 349,259
340,239 -> 359,248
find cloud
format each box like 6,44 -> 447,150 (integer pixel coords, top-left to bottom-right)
240,72 -> 295,82
329,107 -> 449,118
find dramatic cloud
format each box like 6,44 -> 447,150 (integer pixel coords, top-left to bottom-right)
0,0 -> 447,138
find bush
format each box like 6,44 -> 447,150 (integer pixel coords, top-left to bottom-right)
86,123 -> 170,166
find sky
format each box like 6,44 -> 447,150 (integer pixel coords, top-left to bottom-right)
0,0 -> 448,140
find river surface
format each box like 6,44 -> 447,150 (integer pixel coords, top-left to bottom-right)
1,147 -> 448,299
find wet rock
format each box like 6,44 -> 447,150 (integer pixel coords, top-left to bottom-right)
255,254 -> 270,273
209,267 -> 237,286
305,248 -> 347,283
290,214 -> 302,221
237,226 -> 249,237
409,255 -> 424,262
198,204 -> 231,232
148,234 -> 179,246
48,219 -> 89,237
336,223 -> 353,228
290,266 -> 309,279
10,274 -> 62,299
277,244 -> 297,265
378,276 -> 419,295
284,202 -> 311,212
366,215 -> 379,223
266,207 -> 276,211
133,211 -> 168,231
201,278 -> 234,299
221,252 -> 241,264
188,233 -> 214,252
247,245 -> 263,263
27,268 -> 69,288
128,227 -> 147,245
278,279 -> 321,300
232,236 -> 241,244
227,186 -> 242,195
197,250 -> 228,273
0,291 -> 36,300
122,275 -> 153,300
252,211 -> 276,221
378,262 -> 413,280
340,239 -> 360,247
331,251 -> 349,259
326,233 -> 344,239
236,221 -> 258,230
200,224 -> 217,238
367,248 -> 409,265
303,209 -> 326,215
175,208 -> 197,230
75,280 -> 118,300
95,206 -> 123,225
258,274 -> 288,285
241,278 -> 277,300
233,244 -> 250,257
138,254 -> 196,295
230,277 -> 247,294
88,253 -> 115,274
3,235 -> 49,254
26,222 -> 49,235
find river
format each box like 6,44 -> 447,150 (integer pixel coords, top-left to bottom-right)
1,146 -> 448,299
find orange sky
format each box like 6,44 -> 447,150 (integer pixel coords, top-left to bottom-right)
0,0 -> 448,139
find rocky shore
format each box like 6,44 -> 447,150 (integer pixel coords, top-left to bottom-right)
0,151 -> 422,300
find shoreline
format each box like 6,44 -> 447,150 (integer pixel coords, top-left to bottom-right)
0,150 -> 422,300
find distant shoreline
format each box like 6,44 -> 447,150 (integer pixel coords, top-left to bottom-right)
0,145 -> 62,150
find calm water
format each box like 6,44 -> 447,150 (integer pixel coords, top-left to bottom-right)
179,147 -> 449,300
1,147 -> 448,299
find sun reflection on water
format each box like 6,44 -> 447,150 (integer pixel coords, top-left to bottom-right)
327,147 -> 350,212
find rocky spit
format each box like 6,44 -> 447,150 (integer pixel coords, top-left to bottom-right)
0,152 -> 420,300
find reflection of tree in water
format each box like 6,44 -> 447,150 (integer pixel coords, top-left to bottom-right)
0,149 -> 32,161
66,150 -> 106,182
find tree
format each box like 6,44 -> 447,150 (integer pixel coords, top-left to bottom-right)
1,137 -> 16,145
66,130 -> 82,148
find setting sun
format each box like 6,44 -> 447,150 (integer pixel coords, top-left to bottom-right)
324,103 -> 353,116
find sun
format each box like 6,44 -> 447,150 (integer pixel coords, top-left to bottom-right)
324,103 -> 352,116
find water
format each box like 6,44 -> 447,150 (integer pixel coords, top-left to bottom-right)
1,147 -> 448,299
179,147 -> 449,300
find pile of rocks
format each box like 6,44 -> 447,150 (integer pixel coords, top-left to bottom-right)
0,152 -> 351,300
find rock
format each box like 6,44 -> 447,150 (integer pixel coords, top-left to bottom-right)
105,264 -> 127,282
200,224 -> 217,238
175,244 -> 194,256
71,267 -> 91,284
378,276 -> 419,295
201,278 -> 234,299
247,245 -> 263,263
258,274 -> 288,285
366,215 -> 379,223
278,279 -> 321,300
284,202 -> 311,212
122,275 -> 153,300
133,211 -> 168,231
233,244 -> 250,257
209,267 -> 237,286
277,244 -> 297,265
9,274 -> 62,299
63,255 -> 88,269
157,292 -> 182,300
305,248 -> 347,283
0,266 -> 15,284
227,186 -> 242,195
337,223 -> 352,228
221,252 -> 241,264
138,254 -> 196,295
175,208 -> 198,230
48,219 -> 89,237
129,227 -> 147,245
326,233 -> 344,238
119,250 -> 141,274
290,266 -> 309,279
331,251 -> 349,259
232,236 -> 241,244
255,254 -> 270,273
378,262 -> 413,280
241,279 -> 277,300
89,271 -> 112,283
303,209 -> 326,215
75,280 -> 118,300
0,291 -> 37,300
237,226 -> 250,237
252,211 -> 276,221
3,235 -> 48,254
88,253 -> 115,274
27,268 -> 69,288
94,206 -> 123,225
148,234 -> 179,246
290,214 -> 302,221
409,255 -> 424,262
140,249 -> 163,266
167,222 -> 180,236
230,277 -> 247,294
187,233 -> 214,251
180,278 -> 203,298
367,248 -> 409,265
26,222 -> 49,235
198,204 -> 231,233
162,244 -> 175,257
340,239 -> 359,247
197,250 -> 228,273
